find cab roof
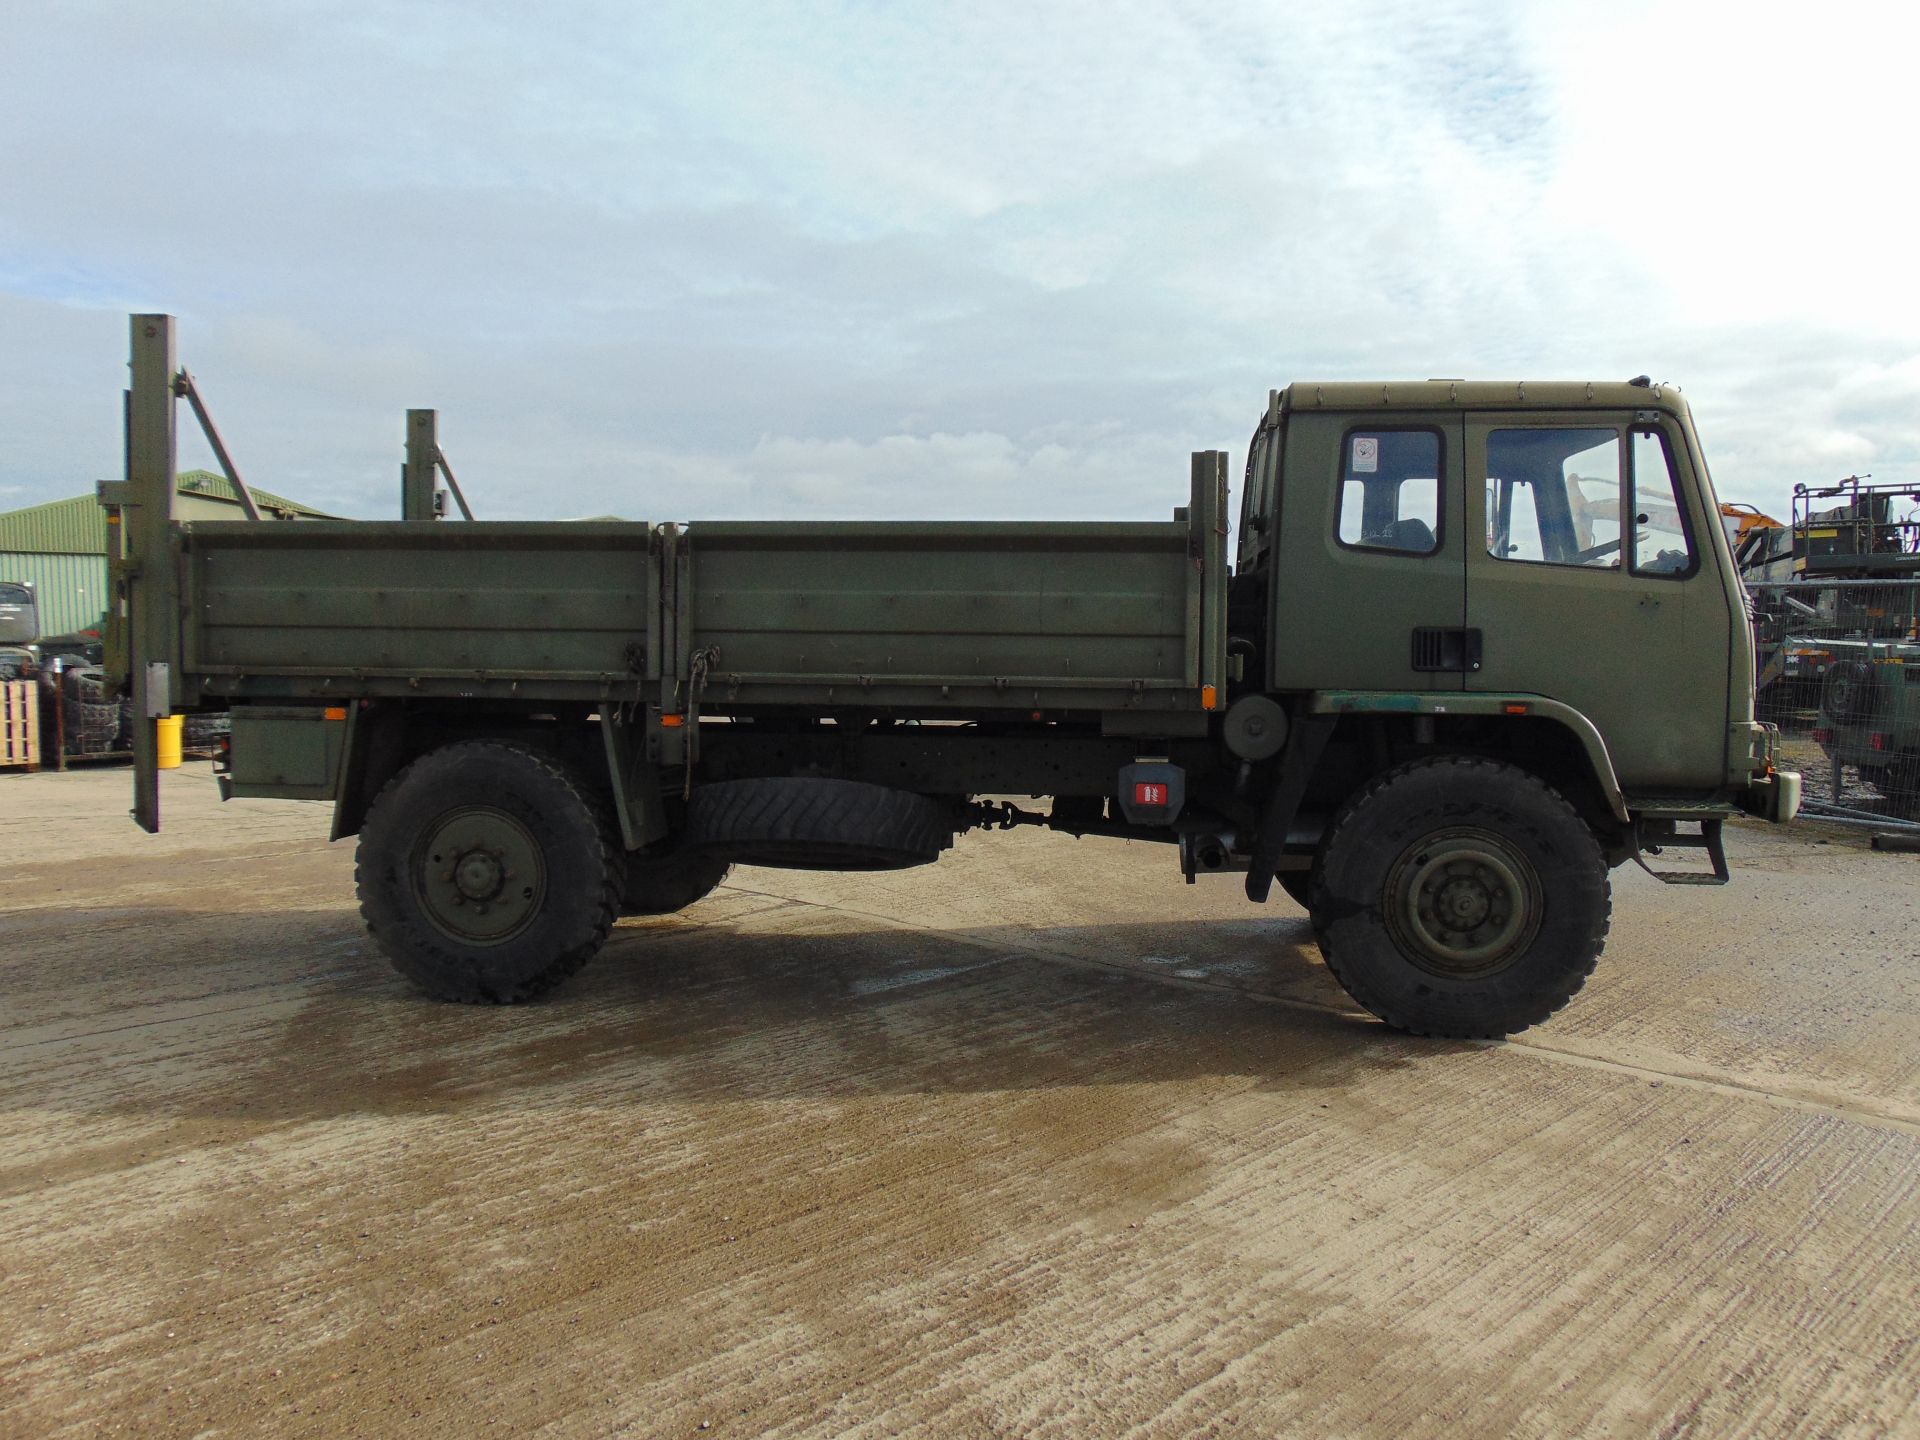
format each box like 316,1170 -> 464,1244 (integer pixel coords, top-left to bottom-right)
1272,379 -> 1691,420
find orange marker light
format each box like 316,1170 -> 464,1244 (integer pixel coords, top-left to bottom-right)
659,713 -> 686,728
1201,685 -> 1219,710
1502,702 -> 1530,716
322,706 -> 349,721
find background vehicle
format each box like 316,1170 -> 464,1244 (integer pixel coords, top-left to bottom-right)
0,580 -> 38,679
1744,479 -> 1920,702
104,317 -> 1797,1037
0,579 -> 127,756
1814,644 -> 1920,818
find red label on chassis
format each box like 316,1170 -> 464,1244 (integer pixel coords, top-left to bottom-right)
1135,783 -> 1167,807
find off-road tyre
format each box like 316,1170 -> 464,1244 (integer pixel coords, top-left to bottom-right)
1821,661 -> 1877,724
1310,756 -> 1609,1039
685,777 -> 952,871
1276,867 -> 1314,910
184,712 -> 231,747
66,699 -> 123,751
63,666 -> 108,703
356,740 -> 621,1003
622,843 -> 732,915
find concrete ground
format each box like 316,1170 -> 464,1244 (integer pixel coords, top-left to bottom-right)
2,763 -> 1917,1439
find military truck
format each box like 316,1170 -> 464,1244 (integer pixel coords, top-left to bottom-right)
102,317 -> 1798,1038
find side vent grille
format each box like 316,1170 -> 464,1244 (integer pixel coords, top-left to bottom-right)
1410,627 -> 1483,673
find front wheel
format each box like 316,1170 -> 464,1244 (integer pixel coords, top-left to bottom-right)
357,741 -> 622,1003
1311,757 -> 1609,1038
622,844 -> 731,916
1275,867 -> 1314,910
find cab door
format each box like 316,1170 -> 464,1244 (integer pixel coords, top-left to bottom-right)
1269,410 -> 1467,693
1464,412 -> 1730,790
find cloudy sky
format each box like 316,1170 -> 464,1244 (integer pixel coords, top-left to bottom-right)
2,1 -> 1914,528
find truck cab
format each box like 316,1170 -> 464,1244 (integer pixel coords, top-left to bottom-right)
1236,379 -> 1792,828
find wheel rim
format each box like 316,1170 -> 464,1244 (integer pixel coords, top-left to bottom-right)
410,806 -> 547,946
1385,826 -> 1543,978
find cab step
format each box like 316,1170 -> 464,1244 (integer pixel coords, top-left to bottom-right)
1632,815 -> 1730,885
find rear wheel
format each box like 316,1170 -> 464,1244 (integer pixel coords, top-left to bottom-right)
1311,757 -> 1609,1038
356,741 -> 621,1003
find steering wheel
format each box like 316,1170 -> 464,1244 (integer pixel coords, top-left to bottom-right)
1568,537 -> 1622,565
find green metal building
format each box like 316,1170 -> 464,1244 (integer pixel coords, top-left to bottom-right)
0,470 -> 331,636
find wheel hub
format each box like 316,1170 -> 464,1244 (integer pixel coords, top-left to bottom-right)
412,807 -> 546,945
454,850 -> 505,901
1434,875 -> 1493,930
1386,827 -> 1542,978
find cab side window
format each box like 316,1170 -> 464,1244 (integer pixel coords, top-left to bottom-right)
1487,428 -> 1622,568
1485,425 -> 1697,578
1630,429 -> 1696,576
1238,424 -> 1280,566
1336,430 -> 1441,556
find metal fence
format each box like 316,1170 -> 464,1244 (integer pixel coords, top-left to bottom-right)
1751,578 -> 1920,828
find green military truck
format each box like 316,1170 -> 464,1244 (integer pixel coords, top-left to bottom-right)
103,316 -> 1798,1038
1815,644 -> 1920,818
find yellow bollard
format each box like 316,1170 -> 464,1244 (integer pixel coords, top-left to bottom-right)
156,714 -> 183,769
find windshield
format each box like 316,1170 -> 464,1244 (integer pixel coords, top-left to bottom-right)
0,583 -> 36,644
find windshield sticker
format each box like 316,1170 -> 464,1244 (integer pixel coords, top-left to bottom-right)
1351,436 -> 1378,473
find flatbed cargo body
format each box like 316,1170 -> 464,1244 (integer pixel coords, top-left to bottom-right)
170,481 -> 1228,720
181,522 -> 653,698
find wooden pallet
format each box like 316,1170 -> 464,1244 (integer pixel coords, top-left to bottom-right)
2,680 -> 40,770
